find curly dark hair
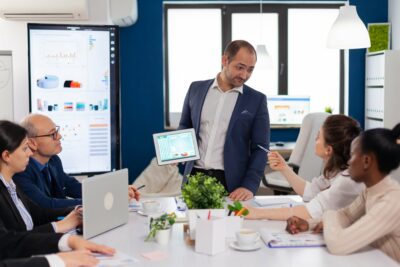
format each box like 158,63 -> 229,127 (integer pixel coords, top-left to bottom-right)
322,115 -> 362,178
360,123 -> 400,175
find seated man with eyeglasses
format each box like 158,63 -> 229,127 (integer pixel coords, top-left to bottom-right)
13,114 -> 140,208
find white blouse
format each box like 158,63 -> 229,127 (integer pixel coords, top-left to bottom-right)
303,171 -> 365,219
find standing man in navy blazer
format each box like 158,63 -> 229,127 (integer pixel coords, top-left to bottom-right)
179,40 -> 270,201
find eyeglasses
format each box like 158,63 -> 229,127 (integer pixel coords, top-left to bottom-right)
34,126 -> 60,140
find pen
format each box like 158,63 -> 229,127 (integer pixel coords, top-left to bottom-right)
137,185 -> 146,190
257,144 -> 271,153
207,210 -> 211,220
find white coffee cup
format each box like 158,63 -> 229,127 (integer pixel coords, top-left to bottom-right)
235,229 -> 260,247
142,200 -> 161,214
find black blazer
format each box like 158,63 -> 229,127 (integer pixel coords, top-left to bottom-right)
0,257 -> 49,267
0,181 -> 73,233
1,217 -> 62,262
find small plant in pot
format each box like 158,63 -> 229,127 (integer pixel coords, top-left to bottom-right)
181,172 -> 228,239
146,212 -> 177,244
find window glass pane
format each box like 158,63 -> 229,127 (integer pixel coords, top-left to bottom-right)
167,9 -> 222,127
232,13 -> 279,96
288,8 -> 340,113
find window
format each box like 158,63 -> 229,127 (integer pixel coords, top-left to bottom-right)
164,3 -> 343,128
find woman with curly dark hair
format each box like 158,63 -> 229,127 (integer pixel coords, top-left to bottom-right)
287,123 -> 400,262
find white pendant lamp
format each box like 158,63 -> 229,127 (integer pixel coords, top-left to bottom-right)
327,5 -> 371,49
256,0 -> 273,68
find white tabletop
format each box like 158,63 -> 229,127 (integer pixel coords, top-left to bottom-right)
92,196 -> 398,267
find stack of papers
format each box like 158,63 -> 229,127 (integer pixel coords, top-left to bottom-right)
260,228 -> 325,248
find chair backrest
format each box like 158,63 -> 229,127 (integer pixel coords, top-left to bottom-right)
132,157 -> 182,197
288,112 -> 330,181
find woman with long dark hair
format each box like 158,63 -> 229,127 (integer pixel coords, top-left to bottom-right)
0,120 -> 80,233
246,115 -> 363,220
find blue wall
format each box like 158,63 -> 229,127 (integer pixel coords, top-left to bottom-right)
119,0 -> 388,182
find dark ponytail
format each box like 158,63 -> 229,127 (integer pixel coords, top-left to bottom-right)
0,120 -> 27,155
323,115 -> 362,178
360,123 -> 400,175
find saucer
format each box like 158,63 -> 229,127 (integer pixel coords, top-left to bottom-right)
137,209 -> 163,217
229,241 -> 263,251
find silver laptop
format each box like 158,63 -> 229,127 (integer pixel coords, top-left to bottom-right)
82,169 -> 129,239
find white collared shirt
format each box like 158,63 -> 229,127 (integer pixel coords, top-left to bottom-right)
195,75 -> 243,170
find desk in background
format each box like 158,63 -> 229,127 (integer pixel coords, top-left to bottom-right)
92,197 -> 398,267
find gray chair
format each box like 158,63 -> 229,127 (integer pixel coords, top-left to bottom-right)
261,112 -> 330,194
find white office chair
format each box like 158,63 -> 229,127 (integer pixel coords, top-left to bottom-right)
132,157 -> 183,197
261,112 -> 330,194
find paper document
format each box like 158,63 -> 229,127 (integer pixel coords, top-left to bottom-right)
254,197 -> 298,207
260,228 -> 325,248
96,251 -> 138,266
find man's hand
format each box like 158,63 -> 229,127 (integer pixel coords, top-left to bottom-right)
56,209 -> 82,233
57,250 -> 99,267
68,235 -> 115,256
128,185 -> 140,201
286,216 -> 309,234
229,187 -> 253,201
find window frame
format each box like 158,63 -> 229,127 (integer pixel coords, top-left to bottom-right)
163,2 -> 344,128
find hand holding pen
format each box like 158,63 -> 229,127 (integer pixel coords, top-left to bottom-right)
128,185 -> 145,201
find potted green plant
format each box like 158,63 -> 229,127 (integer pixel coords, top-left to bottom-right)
145,213 -> 177,245
181,172 -> 228,239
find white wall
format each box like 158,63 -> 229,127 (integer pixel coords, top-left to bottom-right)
389,0 -> 400,49
0,0 -> 110,121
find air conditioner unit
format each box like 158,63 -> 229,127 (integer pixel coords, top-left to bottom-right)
0,0 -> 89,20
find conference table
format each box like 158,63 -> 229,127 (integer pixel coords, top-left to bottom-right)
92,196 -> 398,267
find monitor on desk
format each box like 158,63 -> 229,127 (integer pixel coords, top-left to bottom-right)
267,95 -> 310,127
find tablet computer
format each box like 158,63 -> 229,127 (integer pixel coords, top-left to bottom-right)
153,128 -> 200,165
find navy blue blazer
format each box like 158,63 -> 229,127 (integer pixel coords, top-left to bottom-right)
13,156 -> 82,208
179,79 -> 270,194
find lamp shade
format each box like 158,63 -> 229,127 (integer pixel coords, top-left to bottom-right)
256,44 -> 273,68
327,5 -> 371,49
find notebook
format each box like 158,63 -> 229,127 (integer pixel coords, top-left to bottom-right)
260,228 -> 326,248
82,169 -> 129,239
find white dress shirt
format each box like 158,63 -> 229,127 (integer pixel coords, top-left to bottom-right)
303,171 -> 365,218
195,75 -> 243,170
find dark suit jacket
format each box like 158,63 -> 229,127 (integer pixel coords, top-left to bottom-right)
0,216 -> 62,267
0,257 -> 49,267
179,79 -> 270,194
0,181 -> 73,233
13,155 -> 82,208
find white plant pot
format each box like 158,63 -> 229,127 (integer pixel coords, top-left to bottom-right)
155,228 -> 171,245
187,209 -> 226,240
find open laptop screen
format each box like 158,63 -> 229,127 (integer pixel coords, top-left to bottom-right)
267,96 -> 310,127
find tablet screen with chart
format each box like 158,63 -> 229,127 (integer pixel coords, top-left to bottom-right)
28,23 -> 120,174
153,129 -> 200,165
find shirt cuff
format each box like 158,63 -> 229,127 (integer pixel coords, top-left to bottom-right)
307,217 -> 322,230
58,234 -> 72,252
302,181 -> 313,202
51,222 -> 58,232
45,254 -> 66,267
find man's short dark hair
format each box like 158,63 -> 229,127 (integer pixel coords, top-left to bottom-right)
224,40 -> 257,62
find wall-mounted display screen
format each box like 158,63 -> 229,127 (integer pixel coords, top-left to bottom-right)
28,23 -> 120,174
